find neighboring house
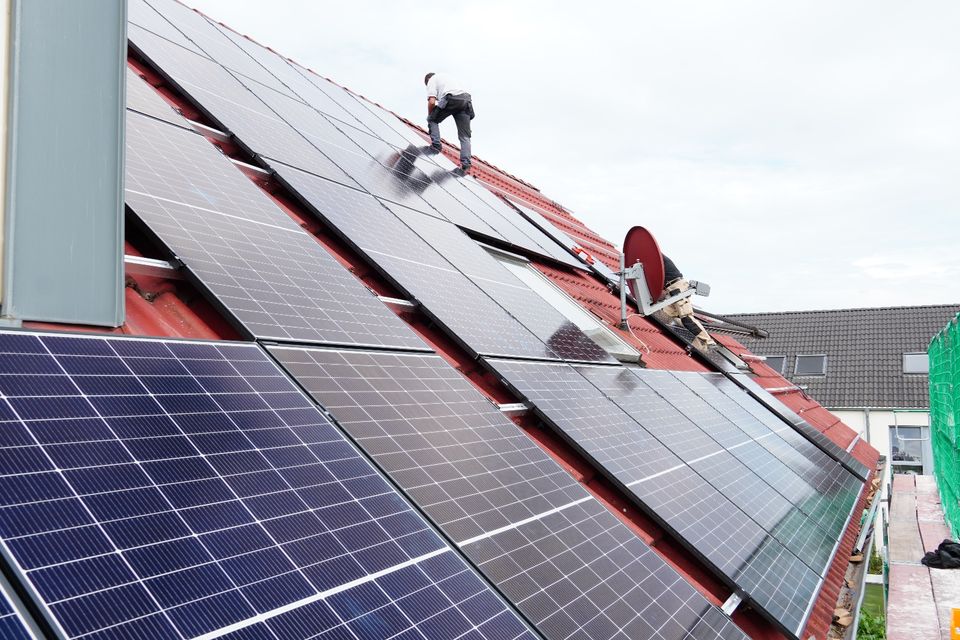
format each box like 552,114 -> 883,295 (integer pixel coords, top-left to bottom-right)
724,304 -> 960,479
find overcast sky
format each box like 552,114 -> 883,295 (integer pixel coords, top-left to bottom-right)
183,0 -> 958,313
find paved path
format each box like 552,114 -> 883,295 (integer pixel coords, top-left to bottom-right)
887,474 -> 959,640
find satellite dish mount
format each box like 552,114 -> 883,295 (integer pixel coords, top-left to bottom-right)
618,226 -> 710,328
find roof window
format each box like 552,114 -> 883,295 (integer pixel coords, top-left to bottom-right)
794,354 -> 827,376
762,355 -> 786,374
903,352 -> 929,374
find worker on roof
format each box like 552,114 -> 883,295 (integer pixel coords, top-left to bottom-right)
661,254 -> 718,351
423,72 -> 474,175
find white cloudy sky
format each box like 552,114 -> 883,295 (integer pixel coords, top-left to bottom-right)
184,0 -> 958,313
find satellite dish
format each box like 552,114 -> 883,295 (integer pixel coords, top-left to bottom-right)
623,226 -> 665,300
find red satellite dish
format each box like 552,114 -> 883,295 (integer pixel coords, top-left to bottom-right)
623,226 -> 665,300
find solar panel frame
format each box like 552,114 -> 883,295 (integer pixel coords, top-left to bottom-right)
0,331 -> 537,640
125,110 -> 428,351
266,345 -> 749,640
483,358 -> 823,639
0,579 -> 37,639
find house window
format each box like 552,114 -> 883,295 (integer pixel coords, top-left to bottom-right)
762,355 -> 786,374
487,250 -> 640,362
890,425 -> 931,475
794,354 -> 827,376
903,352 -> 929,374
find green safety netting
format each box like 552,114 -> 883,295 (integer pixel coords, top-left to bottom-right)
931,312 -> 960,533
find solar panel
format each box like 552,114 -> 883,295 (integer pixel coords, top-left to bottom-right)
129,25 -> 365,191
483,358 -> 822,639
622,370 -> 845,575
271,164 -> 569,361
0,331 -> 536,640
129,0 -> 206,55
125,111 -> 427,350
725,373 -> 870,480
671,372 -> 862,538
126,66 -> 191,127
136,0 -> 586,269
266,345 -> 749,640
142,0 -> 294,97
384,205 -> 615,363
0,583 -> 36,639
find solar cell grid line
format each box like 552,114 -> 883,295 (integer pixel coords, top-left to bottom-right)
725,373 -> 870,481
482,358 -> 822,639
382,205 -> 616,364
671,372 -> 861,540
265,345 -> 750,640
124,111 -> 427,350
129,25 -> 365,190
270,164 -> 566,362
0,331 -> 537,640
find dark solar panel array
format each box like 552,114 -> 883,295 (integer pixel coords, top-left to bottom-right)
274,164 -> 593,362
0,587 -> 34,639
124,108 -> 427,350
267,345 -> 749,640
131,0 -> 583,269
0,331 -> 534,640
483,359 -> 826,639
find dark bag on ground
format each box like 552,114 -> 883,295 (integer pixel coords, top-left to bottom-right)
921,539 -> 960,568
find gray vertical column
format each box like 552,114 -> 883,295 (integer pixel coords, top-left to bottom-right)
2,0 -> 126,326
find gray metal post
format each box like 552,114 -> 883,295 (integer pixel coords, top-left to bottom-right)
2,0 -> 127,326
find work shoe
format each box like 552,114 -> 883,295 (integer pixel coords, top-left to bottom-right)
423,143 -> 442,155
453,164 -> 471,177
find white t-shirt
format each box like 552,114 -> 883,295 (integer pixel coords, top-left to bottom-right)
426,73 -> 467,99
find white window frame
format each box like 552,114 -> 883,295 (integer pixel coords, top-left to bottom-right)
902,352 -> 929,375
794,353 -> 827,376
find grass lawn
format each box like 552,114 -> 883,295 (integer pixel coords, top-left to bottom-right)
862,583 -> 885,617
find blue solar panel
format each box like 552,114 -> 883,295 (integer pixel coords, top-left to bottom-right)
268,345 -> 750,640
0,583 -> 35,639
0,331 -> 535,640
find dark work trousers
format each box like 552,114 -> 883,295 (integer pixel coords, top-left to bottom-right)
427,93 -> 474,167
